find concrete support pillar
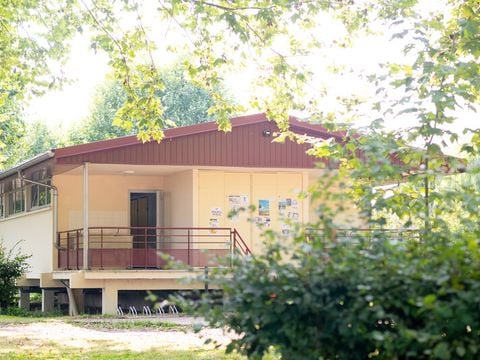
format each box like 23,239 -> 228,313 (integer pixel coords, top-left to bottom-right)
102,287 -> 118,315
72,289 -> 85,314
42,289 -> 55,313
18,289 -> 30,311
83,162 -> 89,270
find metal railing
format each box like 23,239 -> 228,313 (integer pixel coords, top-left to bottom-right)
57,226 -> 251,270
306,228 -> 420,243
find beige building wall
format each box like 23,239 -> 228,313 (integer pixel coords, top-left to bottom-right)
164,170 -> 194,228
307,175 -> 366,228
0,208 -> 53,279
198,170 -> 305,254
54,173 -> 165,231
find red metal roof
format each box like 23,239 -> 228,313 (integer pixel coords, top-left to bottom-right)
54,113 -> 342,168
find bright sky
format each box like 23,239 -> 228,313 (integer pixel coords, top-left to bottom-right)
23,2 -> 476,155
24,18 -> 389,129
24,35 -> 109,131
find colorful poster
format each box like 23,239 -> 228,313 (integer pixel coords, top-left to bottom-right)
258,199 -> 270,216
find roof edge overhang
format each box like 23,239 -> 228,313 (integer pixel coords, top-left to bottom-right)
0,151 -> 55,181
54,113 -> 344,159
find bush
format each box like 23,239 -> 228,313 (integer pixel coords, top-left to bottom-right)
0,241 -> 30,310
185,231 -> 480,359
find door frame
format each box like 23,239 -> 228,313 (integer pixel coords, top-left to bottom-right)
128,189 -> 164,230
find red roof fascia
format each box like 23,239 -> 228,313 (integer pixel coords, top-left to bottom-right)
54,113 -> 342,159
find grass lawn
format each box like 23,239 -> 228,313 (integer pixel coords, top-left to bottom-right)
66,318 -> 190,331
0,338 -> 244,360
0,315 -> 247,359
0,314 -> 62,324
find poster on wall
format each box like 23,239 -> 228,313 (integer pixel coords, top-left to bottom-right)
288,211 -> 300,221
228,195 -> 249,221
210,207 -> 222,217
255,216 -> 271,227
278,200 -> 287,217
258,199 -> 270,216
209,218 -> 219,233
278,198 -> 295,218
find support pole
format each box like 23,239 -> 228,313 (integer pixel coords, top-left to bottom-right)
83,162 -> 89,270
18,289 -> 30,311
42,289 -> 55,313
102,287 -> 118,315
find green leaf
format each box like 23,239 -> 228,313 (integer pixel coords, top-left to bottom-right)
433,342 -> 451,360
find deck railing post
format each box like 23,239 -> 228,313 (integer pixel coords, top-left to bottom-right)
66,232 -> 70,270
230,229 -> 234,267
144,227 -> 147,269
100,228 -> 104,269
130,227 -> 133,269
76,230 -> 80,270
187,229 -> 191,266
57,232 -> 61,269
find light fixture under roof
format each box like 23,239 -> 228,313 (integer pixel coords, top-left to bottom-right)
123,170 -> 135,174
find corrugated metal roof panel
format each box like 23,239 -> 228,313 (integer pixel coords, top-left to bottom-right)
53,113 -> 336,169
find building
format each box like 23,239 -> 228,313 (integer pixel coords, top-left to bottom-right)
0,113 -> 361,314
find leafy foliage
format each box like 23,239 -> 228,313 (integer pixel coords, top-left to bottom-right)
3,120 -> 61,169
185,230 -> 480,359
68,66 -> 218,145
0,99 -> 25,169
68,81 -> 131,144
0,241 -> 30,310
174,2 -> 480,359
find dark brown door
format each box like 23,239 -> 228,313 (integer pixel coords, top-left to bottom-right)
130,192 -> 157,249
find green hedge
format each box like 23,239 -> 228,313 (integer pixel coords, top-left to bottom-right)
187,233 -> 480,359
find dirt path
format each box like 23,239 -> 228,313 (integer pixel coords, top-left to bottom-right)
0,318 -> 233,353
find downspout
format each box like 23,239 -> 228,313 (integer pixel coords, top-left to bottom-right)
60,280 -> 78,316
19,172 -> 65,313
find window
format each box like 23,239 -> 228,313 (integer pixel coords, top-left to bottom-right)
6,178 -> 25,215
0,169 -> 51,218
29,170 -> 51,209
30,181 -> 51,209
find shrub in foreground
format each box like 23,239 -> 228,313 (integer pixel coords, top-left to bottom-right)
183,232 -> 480,359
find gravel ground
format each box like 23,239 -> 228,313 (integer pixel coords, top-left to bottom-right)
0,317 -> 233,352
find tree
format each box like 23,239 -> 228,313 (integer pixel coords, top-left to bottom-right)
159,66 -> 216,127
0,241 -> 30,310
68,81 -> 131,144
173,1 -> 480,359
5,121 -> 60,168
68,65 -> 217,144
2,2 -> 480,356
0,99 -> 25,169
0,1 -> 80,154
0,0 -> 368,142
